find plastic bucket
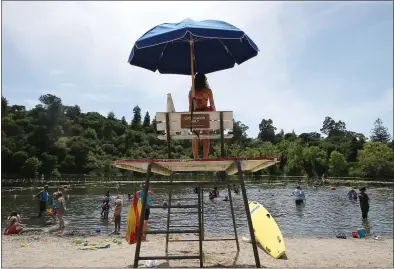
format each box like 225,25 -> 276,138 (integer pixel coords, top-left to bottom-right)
357,228 -> 366,238
352,231 -> 359,238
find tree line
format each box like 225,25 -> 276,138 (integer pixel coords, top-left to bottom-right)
1,94 -> 393,180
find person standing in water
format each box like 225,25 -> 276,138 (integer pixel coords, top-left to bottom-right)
358,187 -> 370,219
292,185 -> 305,205
188,73 -> 216,159
134,184 -> 153,241
57,191 -> 66,231
36,185 -> 49,217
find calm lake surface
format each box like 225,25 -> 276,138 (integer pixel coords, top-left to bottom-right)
2,182 -> 393,237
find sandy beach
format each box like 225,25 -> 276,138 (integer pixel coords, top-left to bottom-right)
2,233 -> 393,268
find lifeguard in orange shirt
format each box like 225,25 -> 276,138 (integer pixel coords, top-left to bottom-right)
188,73 -> 216,159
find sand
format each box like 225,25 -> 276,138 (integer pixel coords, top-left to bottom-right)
1,233 -> 393,268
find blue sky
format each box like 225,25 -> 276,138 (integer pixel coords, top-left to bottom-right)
2,1 -> 393,139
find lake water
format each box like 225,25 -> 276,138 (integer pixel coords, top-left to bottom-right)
1,182 -> 393,237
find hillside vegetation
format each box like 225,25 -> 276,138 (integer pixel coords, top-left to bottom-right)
1,94 -> 393,180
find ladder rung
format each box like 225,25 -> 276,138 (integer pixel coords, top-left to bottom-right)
150,205 -> 198,209
169,239 -> 200,242
170,198 -> 197,201
169,225 -> 199,228
139,255 -> 201,260
145,229 -> 200,235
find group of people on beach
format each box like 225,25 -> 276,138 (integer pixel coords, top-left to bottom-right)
100,190 -> 124,234
4,185 -> 67,235
100,184 -> 153,238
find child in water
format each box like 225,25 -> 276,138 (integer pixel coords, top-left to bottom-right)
51,192 -> 59,223
212,187 -> 219,198
209,192 -> 215,201
113,197 -> 123,234
103,199 -> 111,220
4,216 -> 23,235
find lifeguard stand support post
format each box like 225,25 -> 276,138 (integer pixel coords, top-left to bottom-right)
113,109 -> 279,268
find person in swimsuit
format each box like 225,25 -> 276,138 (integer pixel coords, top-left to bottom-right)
188,73 -> 216,159
57,192 -> 66,231
8,212 -> 21,224
212,187 -> 219,198
134,184 -> 153,241
113,197 -> 123,234
4,216 -> 23,235
51,192 -> 59,223
36,185 -> 49,217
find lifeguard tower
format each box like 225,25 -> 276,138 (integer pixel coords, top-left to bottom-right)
113,109 -> 280,268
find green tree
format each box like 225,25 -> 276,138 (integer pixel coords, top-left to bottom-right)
328,151 -> 347,176
22,157 -> 41,178
357,142 -> 394,177
370,118 -> 391,143
143,112 -> 151,128
257,119 -> 277,143
131,106 -> 142,128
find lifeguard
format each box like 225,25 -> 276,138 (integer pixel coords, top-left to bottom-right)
188,73 -> 216,159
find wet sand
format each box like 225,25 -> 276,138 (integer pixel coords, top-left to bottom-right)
2,233 -> 393,267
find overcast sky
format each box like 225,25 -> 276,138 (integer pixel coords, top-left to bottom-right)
2,1 -> 393,138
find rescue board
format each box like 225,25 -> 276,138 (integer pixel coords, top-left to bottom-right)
249,201 -> 286,259
125,196 -> 142,244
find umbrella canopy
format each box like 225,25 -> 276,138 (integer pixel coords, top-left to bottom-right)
128,18 -> 259,75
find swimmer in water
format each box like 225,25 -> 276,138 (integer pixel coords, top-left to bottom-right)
223,195 -> 229,201
347,189 -> 358,200
209,192 -> 215,201
188,73 -> 216,159
212,187 -> 219,198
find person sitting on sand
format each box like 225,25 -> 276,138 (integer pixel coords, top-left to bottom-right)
134,184 -> 153,241
4,216 -> 23,235
8,212 -> 21,224
292,185 -> 305,205
188,73 -> 216,159
113,197 -> 123,234
57,192 -> 66,231
36,185 -> 49,217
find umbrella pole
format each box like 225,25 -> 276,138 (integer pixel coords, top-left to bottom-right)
189,34 -> 197,138
189,35 -> 196,105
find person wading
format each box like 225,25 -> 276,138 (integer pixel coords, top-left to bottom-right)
358,187 -> 370,220
36,185 -> 49,217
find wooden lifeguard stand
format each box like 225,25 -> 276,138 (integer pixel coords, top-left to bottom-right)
113,110 -> 279,268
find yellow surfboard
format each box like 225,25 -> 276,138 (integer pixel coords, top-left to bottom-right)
249,201 -> 286,259
125,198 -> 142,244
